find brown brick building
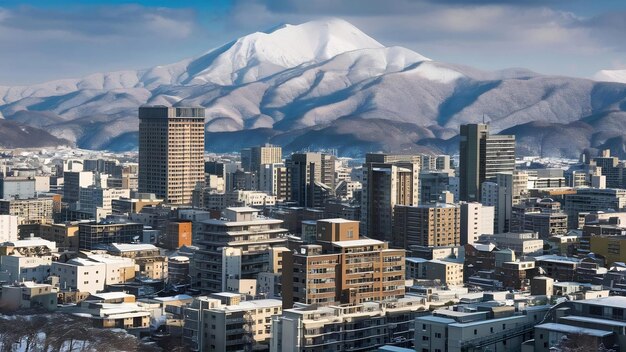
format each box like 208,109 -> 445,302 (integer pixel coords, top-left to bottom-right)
282,219 -> 405,308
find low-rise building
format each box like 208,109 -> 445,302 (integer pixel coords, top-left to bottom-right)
183,295 -> 282,351
0,281 -> 57,311
271,297 -> 426,351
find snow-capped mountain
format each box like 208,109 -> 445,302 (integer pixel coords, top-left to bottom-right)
594,69 -> 626,84
1,18 -> 626,157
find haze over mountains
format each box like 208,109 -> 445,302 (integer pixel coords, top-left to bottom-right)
1,18 -> 626,158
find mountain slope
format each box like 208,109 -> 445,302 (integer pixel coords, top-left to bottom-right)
593,69 -> 626,84
1,18 -> 626,157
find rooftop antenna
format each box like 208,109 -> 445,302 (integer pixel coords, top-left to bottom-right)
482,114 -> 486,124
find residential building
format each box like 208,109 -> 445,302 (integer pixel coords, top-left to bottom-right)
460,202 -> 494,245
0,214 -> 18,242
258,163 -> 290,201
0,237 -> 57,283
108,243 -> 167,280
138,106 -> 205,205
271,297 -> 426,352
183,295 -> 282,351
0,176 -> 36,200
392,203 -> 461,249
361,153 -> 420,242
286,152 -> 335,208
416,305 -> 548,352
282,219 -> 405,308
191,207 -> 288,293
0,197 -> 54,224
0,281 -> 57,312
478,232 -> 544,257
564,188 -> 626,228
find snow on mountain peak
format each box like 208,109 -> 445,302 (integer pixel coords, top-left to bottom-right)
184,18 -> 387,85
593,69 -> 626,84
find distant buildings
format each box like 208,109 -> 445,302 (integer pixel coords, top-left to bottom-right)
361,154 -> 420,242
138,106 -> 205,205
392,203 -> 461,248
459,123 -> 515,202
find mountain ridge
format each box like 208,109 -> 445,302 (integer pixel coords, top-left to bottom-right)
1,18 -> 626,158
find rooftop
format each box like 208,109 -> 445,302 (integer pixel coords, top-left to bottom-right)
332,238 -> 384,248
575,296 -> 626,309
109,243 -> 159,252
535,323 -> 612,337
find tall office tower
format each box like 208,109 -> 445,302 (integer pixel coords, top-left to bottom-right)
250,144 -> 282,173
392,203 -> 461,248
361,154 -> 420,242
481,171 -> 529,233
282,219 -> 405,308
460,202 -> 495,245
138,106 -> 205,205
286,153 -> 335,208
459,123 -> 515,202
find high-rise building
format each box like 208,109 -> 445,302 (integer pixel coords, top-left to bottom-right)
250,144 -> 282,173
392,203 -> 461,248
259,163 -> 290,200
361,154 -> 420,242
460,202 -> 495,245
138,106 -> 205,205
459,123 -> 515,202
282,219 -> 405,308
286,153 -> 335,207
481,171 -> 529,233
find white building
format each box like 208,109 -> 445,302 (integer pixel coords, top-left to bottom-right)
0,214 -> 18,242
52,258 -> 106,294
0,237 -> 57,283
460,202 -> 495,245
79,186 -> 130,220
183,295 -> 282,351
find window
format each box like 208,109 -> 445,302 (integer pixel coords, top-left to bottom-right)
422,336 -> 429,341
474,329 -> 477,335
422,324 -> 427,330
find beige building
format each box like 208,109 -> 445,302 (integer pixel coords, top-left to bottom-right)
183,295 -> 282,351
424,259 -> 464,287
138,106 -> 205,205
0,281 -> 57,312
0,197 -> 54,224
393,203 -> 461,248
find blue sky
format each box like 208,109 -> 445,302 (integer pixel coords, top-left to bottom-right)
1,0 -> 625,85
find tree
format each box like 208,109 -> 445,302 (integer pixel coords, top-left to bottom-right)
553,333 -> 616,352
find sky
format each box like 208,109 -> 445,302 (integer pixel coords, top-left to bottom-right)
1,0 -> 625,85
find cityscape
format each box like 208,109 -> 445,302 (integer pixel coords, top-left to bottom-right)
2,1 -> 626,352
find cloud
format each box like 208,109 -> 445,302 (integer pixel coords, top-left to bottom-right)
225,0 -> 623,77
0,4 -> 204,85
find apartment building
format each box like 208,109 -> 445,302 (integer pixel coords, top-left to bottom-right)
138,106 -> 205,205
0,237 -> 57,283
191,207 -> 288,293
460,202 -> 494,245
183,295 -> 282,351
393,203 -> 461,249
0,197 -> 54,224
361,153 -> 420,242
282,219 -> 405,308
271,296 -> 426,352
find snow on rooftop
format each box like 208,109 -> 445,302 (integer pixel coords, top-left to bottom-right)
332,238 -> 384,247
110,243 -> 158,252
535,323 -> 612,337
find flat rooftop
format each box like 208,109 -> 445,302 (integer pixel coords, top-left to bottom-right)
535,323 -> 612,337
333,239 -> 384,247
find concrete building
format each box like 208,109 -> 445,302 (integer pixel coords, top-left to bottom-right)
191,207 -> 288,293
458,123 -> 516,202
282,219 -> 405,308
511,199 -> 568,239
183,295 -> 282,351
533,296 -> 626,351
27,222 -> 80,251
271,297 -> 426,352
63,171 -> 95,204
392,203 -> 461,249
479,232 -> 544,257
286,152 -> 335,208
0,197 -> 54,224
564,188 -> 626,228
51,258 -> 106,294
138,106 -> 205,205
0,237 -> 57,283
361,154 -> 420,242
164,221 -> 193,250
258,163 -> 290,201
416,305 -> 548,352
534,255 -> 581,282
0,176 -> 36,200
0,214 -> 18,242
78,186 -> 130,220
108,243 -> 167,280
0,281 -> 57,312
111,194 -> 163,215
460,202 -> 495,245
78,221 -> 144,250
